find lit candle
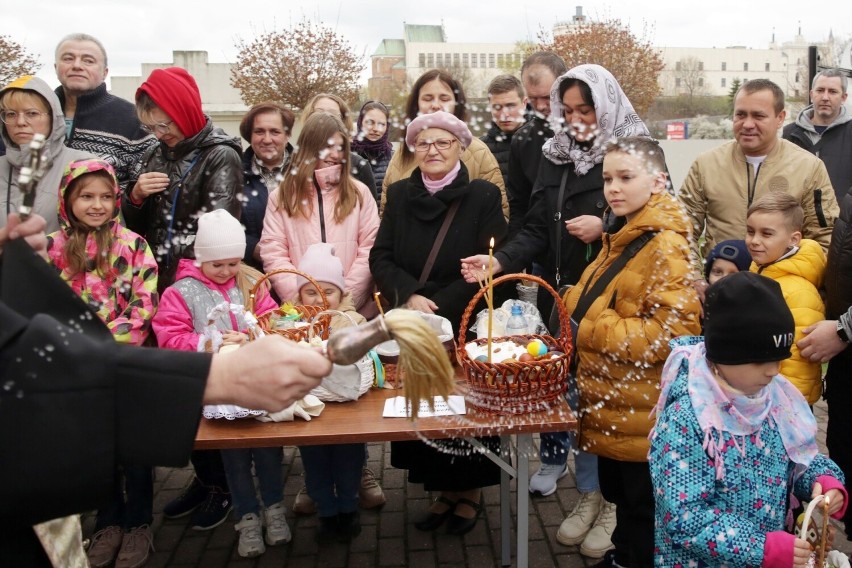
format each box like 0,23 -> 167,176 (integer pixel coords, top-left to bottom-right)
487,237 -> 494,362
374,292 -> 385,316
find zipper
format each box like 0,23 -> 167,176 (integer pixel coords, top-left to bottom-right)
316,187 -> 327,242
747,162 -> 762,207
814,189 -> 827,227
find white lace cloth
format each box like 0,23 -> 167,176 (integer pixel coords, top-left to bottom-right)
202,405 -> 267,420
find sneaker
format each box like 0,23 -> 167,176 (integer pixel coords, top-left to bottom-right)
86,525 -> 123,568
262,501 -> 292,545
337,510 -> 361,541
359,467 -> 387,509
529,463 -> 569,496
589,550 -> 620,568
114,525 -> 154,568
234,513 -> 266,558
163,477 -> 207,519
190,487 -> 233,531
556,489 -> 603,546
580,499 -> 616,558
292,485 -> 317,515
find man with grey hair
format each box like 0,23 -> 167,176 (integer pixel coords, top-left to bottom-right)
784,68 -> 852,202
54,33 -> 153,192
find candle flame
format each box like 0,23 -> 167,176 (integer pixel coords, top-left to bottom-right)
489,237 -> 495,248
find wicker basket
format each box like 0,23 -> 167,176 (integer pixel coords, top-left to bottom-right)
457,273 -> 573,415
247,268 -> 332,342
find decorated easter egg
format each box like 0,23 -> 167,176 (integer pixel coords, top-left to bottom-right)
527,340 -> 548,357
475,354 -> 489,362
519,353 -> 534,362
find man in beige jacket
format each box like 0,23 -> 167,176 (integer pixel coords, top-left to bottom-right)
679,78 -> 838,299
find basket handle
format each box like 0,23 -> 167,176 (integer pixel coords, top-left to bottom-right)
307,309 -> 357,342
799,494 -> 829,546
457,273 -> 572,348
247,267 -> 329,314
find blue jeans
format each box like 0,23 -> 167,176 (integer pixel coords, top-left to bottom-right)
95,465 -> 154,530
299,443 -> 366,517
539,431 -> 599,493
221,447 -> 283,518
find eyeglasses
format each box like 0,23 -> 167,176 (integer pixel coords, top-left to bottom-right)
0,110 -> 50,125
140,120 -> 174,134
414,138 -> 457,152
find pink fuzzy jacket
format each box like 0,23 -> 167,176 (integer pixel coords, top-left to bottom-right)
259,179 -> 379,309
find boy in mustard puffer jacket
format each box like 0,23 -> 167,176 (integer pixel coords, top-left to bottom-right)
746,191 -> 826,404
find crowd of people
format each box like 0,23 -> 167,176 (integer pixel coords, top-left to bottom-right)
1,30 -> 852,568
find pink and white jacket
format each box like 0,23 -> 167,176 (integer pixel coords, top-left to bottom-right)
153,258 -> 277,352
259,179 -> 379,310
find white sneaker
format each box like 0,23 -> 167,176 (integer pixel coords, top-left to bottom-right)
529,463 -> 569,496
556,490 -> 603,546
263,501 -> 292,545
580,499 -> 616,558
235,513 -> 266,558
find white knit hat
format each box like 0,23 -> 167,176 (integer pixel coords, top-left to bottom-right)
296,243 -> 346,293
194,209 -> 246,263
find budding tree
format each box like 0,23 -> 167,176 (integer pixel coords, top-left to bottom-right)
232,20 -> 365,109
0,35 -> 40,86
538,18 -> 665,115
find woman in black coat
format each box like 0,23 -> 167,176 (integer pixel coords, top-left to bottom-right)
369,111 -> 507,536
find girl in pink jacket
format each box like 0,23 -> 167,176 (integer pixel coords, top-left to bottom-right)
153,209 -> 287,558
260,112 -> 379,312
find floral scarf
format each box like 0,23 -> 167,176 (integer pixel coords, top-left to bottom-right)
542,64 -> 651,175
654,339 -> 818,480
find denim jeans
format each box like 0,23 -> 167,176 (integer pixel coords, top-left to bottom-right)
539,431 -> 599,493
95,465 -> 154,530
299,443 -> 366,517
220,447 -> 284,518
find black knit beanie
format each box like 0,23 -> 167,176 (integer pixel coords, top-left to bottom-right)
704,272 -> 794,364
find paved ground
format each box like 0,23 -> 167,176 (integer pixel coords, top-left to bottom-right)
82,399 -> 851,567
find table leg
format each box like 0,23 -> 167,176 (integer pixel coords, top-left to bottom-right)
500,436 -> 512,566
517,434 -> 532,568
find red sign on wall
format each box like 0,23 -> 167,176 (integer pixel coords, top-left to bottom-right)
666,122 -> 688,140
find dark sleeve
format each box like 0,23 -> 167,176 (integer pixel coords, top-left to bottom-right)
353,153 -> 378,202
121,145 -> 157,235
495,166 -> 550,274
507,138 -> 533,239
369,182 -> 423,306
200,146 -> 244,219
0,303 -> 209,525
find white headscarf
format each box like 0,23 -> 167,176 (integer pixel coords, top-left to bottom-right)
542,64 -> 651,175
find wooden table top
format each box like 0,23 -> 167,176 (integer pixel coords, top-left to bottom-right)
195,385 -> 576,449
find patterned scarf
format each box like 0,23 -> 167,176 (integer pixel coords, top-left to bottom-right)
351,108 -> 393,161
542,64 -> 651,175
654,339 -> 818,480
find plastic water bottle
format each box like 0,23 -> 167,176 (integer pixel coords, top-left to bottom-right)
504,305 -> 528,336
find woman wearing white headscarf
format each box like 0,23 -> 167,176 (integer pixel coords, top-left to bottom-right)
461,64 -> 657,561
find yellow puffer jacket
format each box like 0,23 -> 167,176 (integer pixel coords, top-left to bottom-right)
563,191 -> 701,462
752,239 -> 826,403
380,137 -> 508,220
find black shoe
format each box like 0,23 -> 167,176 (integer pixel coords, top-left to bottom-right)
337,510 -> 361,541
445,496 -> 483,536
590,550 -> 621,568
317,515 -> 338,544
190,487 -> 233,530
163,477 -> 207,519
414,496 -> 457,531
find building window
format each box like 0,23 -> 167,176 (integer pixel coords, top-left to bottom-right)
744,62 -> 749,71
675,78 -> 681,87
698,61 -> 704,71
427,53 -> 434,67
480,53 -> 486,67
765,62 -> 770,71
471,53 -> 477,68
676,61 -> 682,71
795,72 -> 801,82
463,53 -> 469,67
721,78 -> 726,87
698,78 -> 704,87
489,53 -> 495,68
498,54 -> 505,67
436,53 -> 444,67
419,53 -> 425,67
453,53 -> 460,66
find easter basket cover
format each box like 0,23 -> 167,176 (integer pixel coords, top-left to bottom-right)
456,273 -> 572,414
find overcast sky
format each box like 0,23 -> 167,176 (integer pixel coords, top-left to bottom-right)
7,0 -> 849,88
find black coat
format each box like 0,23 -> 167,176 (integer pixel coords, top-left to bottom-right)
784,118 -> 852,203
352,151 -> 378,202
370,164 -> 507,333
480,123 -> 514,190
123,119 -> 243,291
0,239 -> 208,563
506,116 -> 552,239
826,191 -> 852,324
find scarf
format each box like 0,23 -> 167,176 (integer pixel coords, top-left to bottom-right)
421,161 -> 460,195
542,64 -> 651,175
654,340 -> 818,481
314,164 -> 342,192
352,112 -> 393,161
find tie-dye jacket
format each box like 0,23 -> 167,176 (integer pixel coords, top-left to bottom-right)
46,159 -> 158,346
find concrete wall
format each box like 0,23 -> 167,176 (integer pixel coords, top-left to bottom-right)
658,139 -> 723,190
